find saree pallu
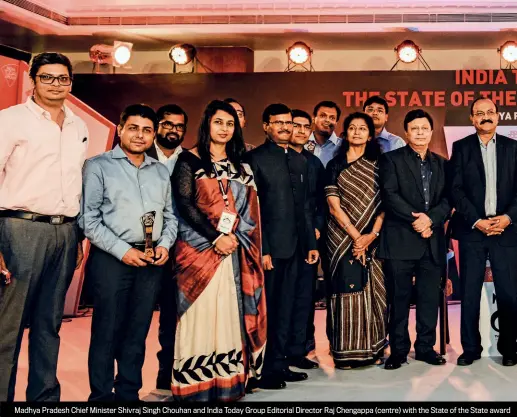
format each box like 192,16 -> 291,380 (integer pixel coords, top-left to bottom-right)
325,157 -> 387,367
172,162 -> 266,402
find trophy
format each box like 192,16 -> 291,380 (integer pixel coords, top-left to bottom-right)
141,211 -> 156,258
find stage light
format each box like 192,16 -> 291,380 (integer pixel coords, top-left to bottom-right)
112,41 -> 132,67
396,40 -> 419,64
287,42 -> 311,65
499,41 -> 517,64
169,44 -> 197,65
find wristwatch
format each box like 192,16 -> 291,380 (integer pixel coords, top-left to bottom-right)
372,231 -> 380,237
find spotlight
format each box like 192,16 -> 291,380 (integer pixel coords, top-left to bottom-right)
112,41 -> 133,67
288,42 -> 311,65
499,41 -> 517,64
169,44 -> 197,65
285,42 -> 314,72
391,40 -> 430,71
396,40 -> 419,64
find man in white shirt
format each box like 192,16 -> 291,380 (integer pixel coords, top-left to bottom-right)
147,104 -> 187,391
146,104 -> 186,175
305,101 -> 342,168
0,52 -> 88,402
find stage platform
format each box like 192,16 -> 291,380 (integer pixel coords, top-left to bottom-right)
13,304 -> 517,402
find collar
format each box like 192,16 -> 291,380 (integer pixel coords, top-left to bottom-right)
25,96 -> 73,122
407,145 -> 431,162
477,133 -> 497,146
154,142 -> 183,160
308,131 -> 340,147
377,127 -> 391,140
112,144 -> 155,168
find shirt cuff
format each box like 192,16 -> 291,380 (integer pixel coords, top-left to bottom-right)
111,241 -> 132,261
157,236 -> 173,250
472,219 -> 482,229
504,214 -> 512,225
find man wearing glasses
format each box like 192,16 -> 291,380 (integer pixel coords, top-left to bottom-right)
0,52 -> 88,401
244,104 -> 319,390
147,104 -> 187,175
449,97 -> 517,367
146,104 -> 187,392
363,95 -> 405,154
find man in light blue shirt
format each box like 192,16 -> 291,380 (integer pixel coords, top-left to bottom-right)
79,104 -> 178,401
305,100 -> 343,168
363,96 -> 406,154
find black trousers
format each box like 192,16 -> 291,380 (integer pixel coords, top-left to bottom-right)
156,258 -> 177,387
87,246 -> 162,401
459,238 -> 517,357
0,218 -> 78,402
304,262 -> 319,355
264,247 -> 307,375
384,249 -> 442,357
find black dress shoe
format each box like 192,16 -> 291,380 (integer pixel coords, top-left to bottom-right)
457,353 -> 481,366
384,354 -> 407,370
257,375 -> 286,390
415,351 -> 446,366
502,356 -> 517,366
246,377 -> 258,393
289,357 -> 319,369
280,368 -> 308,382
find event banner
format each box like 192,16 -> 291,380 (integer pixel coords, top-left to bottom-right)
72,69 -> 517,157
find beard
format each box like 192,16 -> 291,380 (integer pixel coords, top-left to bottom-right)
156,132 -> 183,149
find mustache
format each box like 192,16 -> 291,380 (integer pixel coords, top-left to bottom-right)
279,130 -> 291,134
480,120 -> 493,125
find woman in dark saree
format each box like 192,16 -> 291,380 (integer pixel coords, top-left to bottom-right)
325,112 -> 387,369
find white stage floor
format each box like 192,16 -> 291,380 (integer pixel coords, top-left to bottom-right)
13,304 -> 517,402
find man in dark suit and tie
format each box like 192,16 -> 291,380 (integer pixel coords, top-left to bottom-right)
244,103 -> 319,389
449,97 -> 517,367
379,109 -> 450,370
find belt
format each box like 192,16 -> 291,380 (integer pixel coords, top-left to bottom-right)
0,210 -> 76,225
131,242 -> 157,250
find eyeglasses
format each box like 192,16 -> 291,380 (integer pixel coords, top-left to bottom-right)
159,121 -> 186,132
269,120 -> 293,127
36,74 -> 72,86
293,123 -> 311,130
474,110 -> 497,118
409,126 -> 431,133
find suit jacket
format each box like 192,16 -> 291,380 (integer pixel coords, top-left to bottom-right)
244,139 -> 317,259
378,145 -> 451,265
146,143 -> 159,161
448,133 -> 517,245
301,149 -> 326,233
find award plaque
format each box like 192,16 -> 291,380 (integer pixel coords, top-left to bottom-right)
141,211 -> 156,258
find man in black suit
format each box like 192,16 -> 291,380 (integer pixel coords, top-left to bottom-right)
244,104 -> 319,389
147,104 -> 187,390
288,109 -> 326,370
449,97 -> 517,367
379,109 -> 450,370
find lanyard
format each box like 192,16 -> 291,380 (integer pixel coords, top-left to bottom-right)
213,162 -> 231,208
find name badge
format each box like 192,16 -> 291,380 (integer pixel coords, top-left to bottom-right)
217,209 -> 237,234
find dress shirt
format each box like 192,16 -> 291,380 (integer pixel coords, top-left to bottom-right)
305,131 -> 342,168
0,97 -> 88,217
79,145 -> 178,261
479,135 -> 497,217
376,127 -> 406,154
410,148 -> 432,212
154,142 -> 183,175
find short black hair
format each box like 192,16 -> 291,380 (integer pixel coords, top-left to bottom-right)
224,98 -> 245,116
29,52 -> 73,81
313,101 -> 341,121
156,104 -> 188,126
119,104 -> 158,131
291,109 -> 312,124
337,112 -> 380,162
470,96 -> 499,115
363,95 -> 389,114
403,109 -> 434,132
262,103 -> 291,124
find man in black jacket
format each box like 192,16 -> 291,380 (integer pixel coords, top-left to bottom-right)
379,109 -> 450,370
244,104 -> 319,389
449,97 -> 517,367
288,109 -> 326,370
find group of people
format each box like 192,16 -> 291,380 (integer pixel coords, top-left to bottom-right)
1,51 -> 517,404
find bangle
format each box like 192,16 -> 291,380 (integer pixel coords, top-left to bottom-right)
344,222 -> 352,229
372,231 -> 380,237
